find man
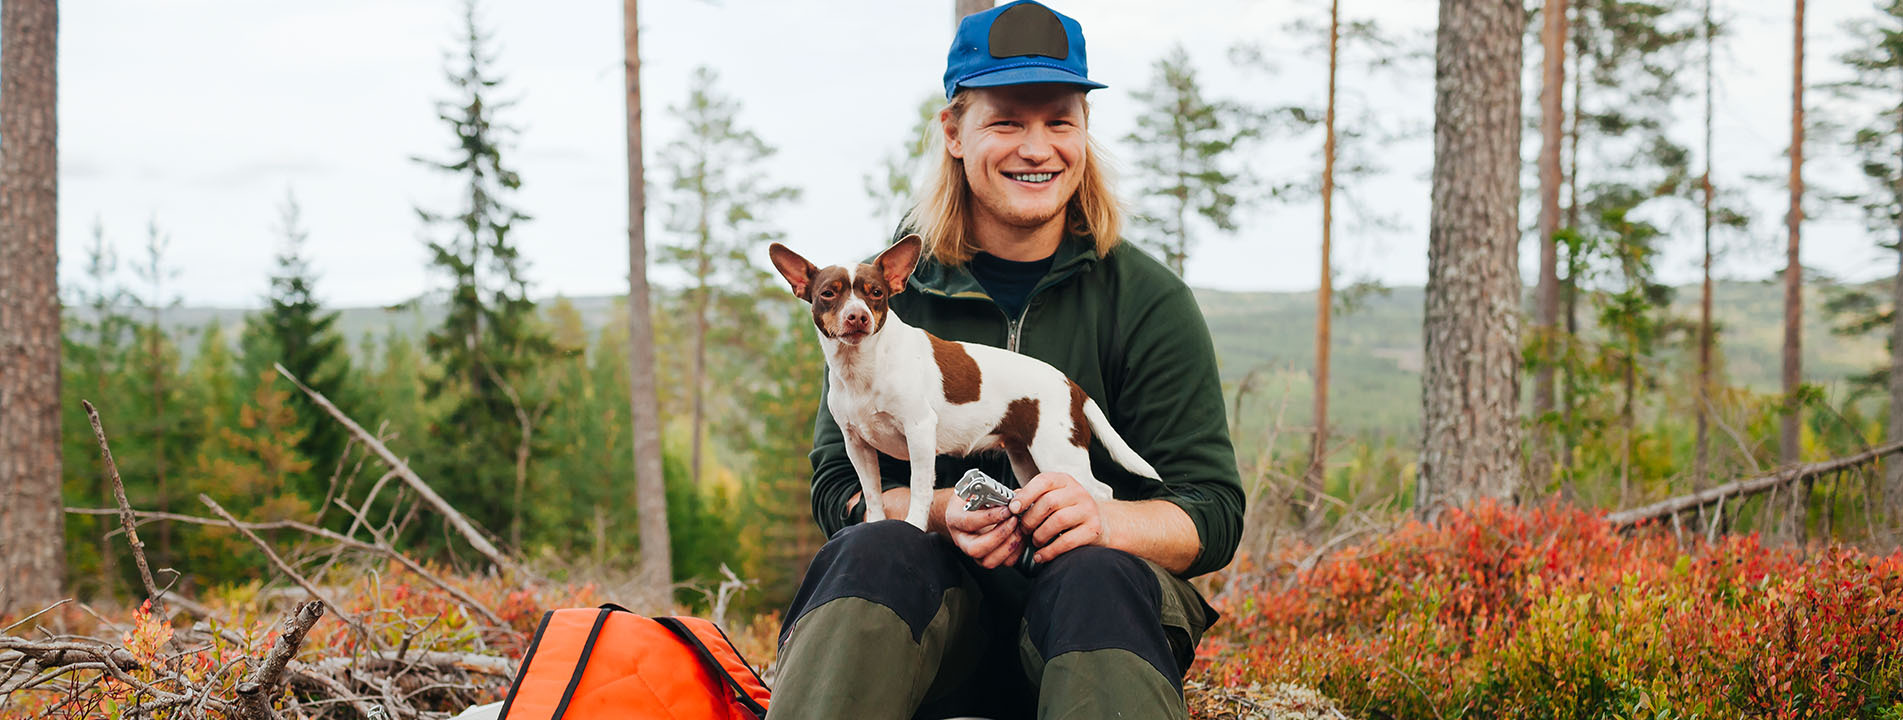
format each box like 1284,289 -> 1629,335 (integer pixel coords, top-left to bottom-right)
770,2 -> 1243,718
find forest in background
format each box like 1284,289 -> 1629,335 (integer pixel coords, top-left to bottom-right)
10,0 -> 1903,716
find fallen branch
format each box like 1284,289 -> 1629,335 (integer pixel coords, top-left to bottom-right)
82,400 -> 169,622
276,363 -> 526,580
1607,440 -> 1903,528
202,495 -> 370,639
234,601 -> 325,720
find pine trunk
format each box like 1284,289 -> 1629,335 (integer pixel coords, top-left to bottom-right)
1420,0 -> 1525,513
1695,0 -> 1715,492
1306,0 -> 1340,517
1785,0 -> 1807,541
954,0 -> 993,26
0,0 -> 64,615
624,0 -> 673,594
1534,0 -> 1566,441
1560,0 -> 1584,477
1889,77 -> 1903,520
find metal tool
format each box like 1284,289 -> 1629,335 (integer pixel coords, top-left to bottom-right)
952,469 -> 1039,573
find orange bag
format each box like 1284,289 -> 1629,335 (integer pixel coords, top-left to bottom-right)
498,604 -> 771,720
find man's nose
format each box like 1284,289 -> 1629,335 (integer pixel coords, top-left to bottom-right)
1017,127 -> 1053,163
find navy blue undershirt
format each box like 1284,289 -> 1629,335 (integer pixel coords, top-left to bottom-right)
968,251 -> 1055,322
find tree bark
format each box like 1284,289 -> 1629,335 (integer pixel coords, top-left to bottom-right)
1534,0 -> 1566,442
1695,0 -> 1715,492
954,0 -> 994,28
0,0 -> 65,615
1785,0 -> 1806,541
1889,67 -> 1903,521
1420,0 -> 1525,514
1305,0 -> 1340,516
625,0 -> 673,594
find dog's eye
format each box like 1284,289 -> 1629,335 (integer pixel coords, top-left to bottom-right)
820,289 -> 836,299
868,288 -> 884,299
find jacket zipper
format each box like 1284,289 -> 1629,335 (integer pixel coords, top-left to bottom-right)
1006,306 -> 1030,353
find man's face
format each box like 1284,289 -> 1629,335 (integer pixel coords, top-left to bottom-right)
945,84 -> 1088,234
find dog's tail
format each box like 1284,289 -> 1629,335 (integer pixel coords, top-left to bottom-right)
1083,398 -> 1161,480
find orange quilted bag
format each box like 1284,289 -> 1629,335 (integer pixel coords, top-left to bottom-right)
498,604 -> 771,720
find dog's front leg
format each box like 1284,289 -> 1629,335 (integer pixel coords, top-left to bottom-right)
902,416 -> 938,530
842,430 -> 887,523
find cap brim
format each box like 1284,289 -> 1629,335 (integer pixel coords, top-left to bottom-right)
954,65 -> 1107,94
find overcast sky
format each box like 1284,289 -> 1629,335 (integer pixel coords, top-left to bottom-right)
34,0 -> 1881,308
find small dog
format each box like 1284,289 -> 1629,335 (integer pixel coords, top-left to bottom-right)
768,235 -> 1160,529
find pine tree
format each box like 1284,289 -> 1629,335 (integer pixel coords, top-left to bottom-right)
0,0 -> 64,614
658,65 -> 800,488
240,189 -> 355,503
1420,0 -> 1523,510
413,0 -> 555,547
1785,0 -> 1809,540
622,0 -> 673,599
1125,45 -> 1250,277
61,220 -> 134,598
865,95 -> 941,225
130,217 -> 189,568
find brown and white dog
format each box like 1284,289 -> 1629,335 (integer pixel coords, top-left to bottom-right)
768,235 -> 1160,530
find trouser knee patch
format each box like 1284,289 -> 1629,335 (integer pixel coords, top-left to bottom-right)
780,519 -> 962,644
1022,546 -> 1184,690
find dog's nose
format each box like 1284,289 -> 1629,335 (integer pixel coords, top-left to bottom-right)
843,309 -> 871,331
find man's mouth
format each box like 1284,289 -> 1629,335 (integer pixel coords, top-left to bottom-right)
1005,171 -> 1057,184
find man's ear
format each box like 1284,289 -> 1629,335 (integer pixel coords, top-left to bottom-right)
941,107 -> 963,159
876,235 -> 923,295
768,243 -> 818,302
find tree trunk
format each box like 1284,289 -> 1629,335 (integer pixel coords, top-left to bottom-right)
1560,0 -> 1584,477
691,222 -> 710,488
1695,0 -> 1715,493
624,0 -> 673,595
954,0 -> 993,27
1785,0 -> 1806,541
1888,73 -> 1903,521
1420,0 -> 1525,514
1305,0 -> 1340,518
0,0 -> 65,615
1534,0 -> 1566,447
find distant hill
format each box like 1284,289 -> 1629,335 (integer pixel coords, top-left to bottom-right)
121,280 -> 1886,440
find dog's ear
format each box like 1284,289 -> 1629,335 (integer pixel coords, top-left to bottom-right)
876,234 -> 923,295
768,243 -> 818,302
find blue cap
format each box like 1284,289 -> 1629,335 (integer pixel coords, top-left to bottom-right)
943,1 -> 1108,100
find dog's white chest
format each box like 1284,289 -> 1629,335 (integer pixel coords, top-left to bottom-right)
831,392 -> 913,461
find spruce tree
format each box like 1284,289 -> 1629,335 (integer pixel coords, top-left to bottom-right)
658,65 -> 800,488
1124,45 -> 1250,277
413,0 -> 554,546
240,189 -> 354,503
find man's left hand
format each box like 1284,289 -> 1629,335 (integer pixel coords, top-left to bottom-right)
1010,472 -> 1112,565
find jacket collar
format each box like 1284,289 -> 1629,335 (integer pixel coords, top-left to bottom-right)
908,233 -> 1101,302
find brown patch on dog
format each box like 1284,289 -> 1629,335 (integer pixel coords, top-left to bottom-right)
853,264 -> 892,332
807,266 -> 852,338
993,397 -> 1039,449
1067,380 -> 1092,448
930,333 -> 982,404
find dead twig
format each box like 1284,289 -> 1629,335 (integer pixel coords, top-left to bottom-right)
201,494 -> 371,639
234,601 -> 325,720
82,400 -> 169,622
276,363 -> 527,580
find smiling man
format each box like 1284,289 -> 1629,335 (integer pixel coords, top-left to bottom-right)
768,2 -> 1243,718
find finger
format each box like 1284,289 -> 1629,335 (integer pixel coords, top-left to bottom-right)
1020,485 -> 1083,532
1034,521 -> 1102,564
1008,473 -> 1066,514
1032,504 -> 1089,546
979,531 -> 1023,569
947,505 -> 1012,533
955,515 -> 1018,560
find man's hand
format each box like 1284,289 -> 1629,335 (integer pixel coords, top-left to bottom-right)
945,502 -> 1025,569
1010,472 -> 1109,565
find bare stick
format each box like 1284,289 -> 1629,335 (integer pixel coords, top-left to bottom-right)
275,363 -> 524,578
234,601 -> 325,720
327,498 -> 507,627
1607,440 -> 1903,528
200,495 -> 370,638
82,400 -> 170,622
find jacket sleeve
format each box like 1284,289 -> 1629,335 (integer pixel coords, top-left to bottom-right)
1111,284 -> 1246,578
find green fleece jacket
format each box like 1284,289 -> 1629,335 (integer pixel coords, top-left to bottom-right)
805,235 -> 1245,578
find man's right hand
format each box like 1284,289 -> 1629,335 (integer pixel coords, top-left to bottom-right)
946,502 -> 1023,569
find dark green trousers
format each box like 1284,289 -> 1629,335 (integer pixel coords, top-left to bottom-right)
770,520 -> 1216,720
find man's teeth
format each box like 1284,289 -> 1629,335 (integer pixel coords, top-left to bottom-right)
1008,172 -> 1055,183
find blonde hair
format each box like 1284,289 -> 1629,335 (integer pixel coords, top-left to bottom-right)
902,90 -> 1124,267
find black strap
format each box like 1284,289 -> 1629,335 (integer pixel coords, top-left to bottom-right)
550,609 -> 612,719
654,616 -> 769,719
497,611 -> 556,719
